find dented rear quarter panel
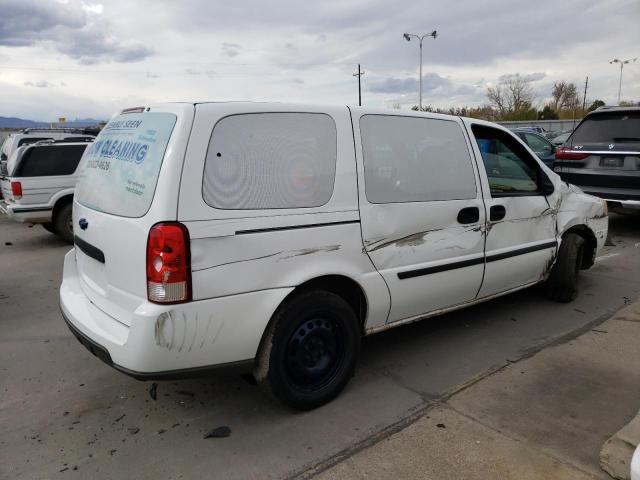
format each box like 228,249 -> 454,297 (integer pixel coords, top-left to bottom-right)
177,103 -> 391,332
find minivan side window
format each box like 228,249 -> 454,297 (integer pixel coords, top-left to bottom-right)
203,113 -> 337,210
472,125 -> 541,196
14,144 -> 88,177
360,115 -> 476,203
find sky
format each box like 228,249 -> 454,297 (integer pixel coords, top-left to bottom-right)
0,0 -> 639,121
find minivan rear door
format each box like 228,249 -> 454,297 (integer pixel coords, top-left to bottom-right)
72,104 -> 194,325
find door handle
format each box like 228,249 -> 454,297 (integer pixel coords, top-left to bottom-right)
457,206 -> 480,224
490,205 -> 506,221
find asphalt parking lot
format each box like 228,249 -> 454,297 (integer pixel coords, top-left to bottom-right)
1,213 -> 639,480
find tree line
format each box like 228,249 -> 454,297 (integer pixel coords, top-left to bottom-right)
410,74 -> 638,121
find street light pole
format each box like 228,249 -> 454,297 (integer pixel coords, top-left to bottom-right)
609,57 -> 637,104
403,30 -> 437,110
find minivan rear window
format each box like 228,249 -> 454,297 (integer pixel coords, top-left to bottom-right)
570,111 -> 640,144
75,112 -> 177,217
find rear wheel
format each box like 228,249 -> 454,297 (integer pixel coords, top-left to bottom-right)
53,202 -> 74,244
545,233 -> 584,303
254,290 -> 360,410
41,222 -> 56,234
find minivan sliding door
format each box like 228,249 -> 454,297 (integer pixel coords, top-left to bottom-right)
353,112 -> 486,324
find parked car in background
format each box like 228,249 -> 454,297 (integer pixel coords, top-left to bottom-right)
555,106 -> 640,211
551,131 -> 572,146
0,128 -> 95,176
0,139 -> 92,242
60,103 -> 607,410
509,125 -> 547,135
512,129 -> 556,168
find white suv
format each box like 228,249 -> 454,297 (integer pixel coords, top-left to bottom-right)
60,103 -> 608,409
1,139 -> 92,242
1,128 -> 95,176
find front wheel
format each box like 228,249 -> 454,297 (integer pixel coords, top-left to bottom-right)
254,290 -> 360,410
545,233 -> 584,303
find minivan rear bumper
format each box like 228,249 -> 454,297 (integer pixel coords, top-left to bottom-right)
60,249 -> 293,378
61,310 -> 253,379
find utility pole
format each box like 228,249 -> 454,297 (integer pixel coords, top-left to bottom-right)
353,64 -> 365,106
582,76 -> 588,111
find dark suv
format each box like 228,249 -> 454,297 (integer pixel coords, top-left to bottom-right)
554,106 -> 640,210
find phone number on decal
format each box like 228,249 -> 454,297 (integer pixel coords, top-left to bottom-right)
87,159 -> 111,171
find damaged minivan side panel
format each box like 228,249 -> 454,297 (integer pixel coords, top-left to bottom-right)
353,111 -> 487,324
464,120 -> 559,298
177,103 -> 391,338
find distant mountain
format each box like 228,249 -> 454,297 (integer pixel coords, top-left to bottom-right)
0,116 -> 105,129
0,116 -> 48,129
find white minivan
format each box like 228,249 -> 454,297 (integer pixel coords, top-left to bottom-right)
60,103 -> 608,409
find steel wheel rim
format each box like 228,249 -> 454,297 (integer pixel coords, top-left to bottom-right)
284,316 -> 344,392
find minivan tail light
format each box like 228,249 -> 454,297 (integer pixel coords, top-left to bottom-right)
555,147 -> 590,161
11,181 -> 22,199
146,223 -> 192,304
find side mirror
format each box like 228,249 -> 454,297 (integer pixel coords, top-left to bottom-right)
540,174 -> 555,196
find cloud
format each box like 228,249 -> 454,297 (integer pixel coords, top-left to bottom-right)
221,42 -> 242,57
0,0 -> 638,119
0,0 -> 152,64
24,80 -> 54,88
498,72 -> 547,83
81,2 -> 104,14
185,68 -> 215,78
368,73 -> 455,94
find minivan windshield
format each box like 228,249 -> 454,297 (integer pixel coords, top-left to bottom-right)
75,112 -> 177,217
570,111 -> 640,144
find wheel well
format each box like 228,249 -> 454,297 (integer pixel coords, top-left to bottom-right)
564,225 -> 597,269
52,195 -> 73,221
283,275 -> 368,334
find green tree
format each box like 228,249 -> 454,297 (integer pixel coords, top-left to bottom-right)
411,105 -> 437,112
588,99 -> 605,111
538,105 -> 559,120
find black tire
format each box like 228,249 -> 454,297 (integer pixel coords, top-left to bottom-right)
53,202 -> 74,244
545,233 -> 584,303
41,222 -> 56,234
253,290 -> 360,410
